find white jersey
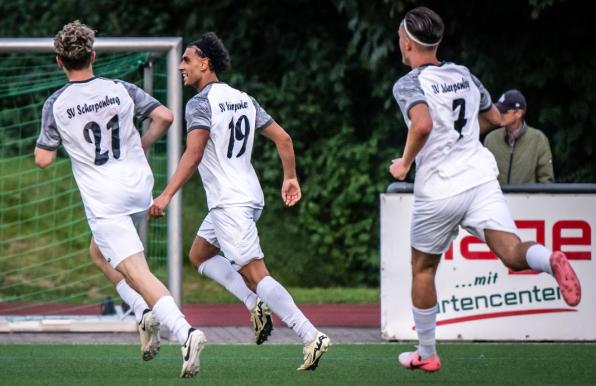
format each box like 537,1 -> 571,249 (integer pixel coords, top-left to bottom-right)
185,82 -> 273,210
393,62 -> 499,200
36,77 -> 161,218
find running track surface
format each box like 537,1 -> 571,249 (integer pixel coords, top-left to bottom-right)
0,304 -> 380,327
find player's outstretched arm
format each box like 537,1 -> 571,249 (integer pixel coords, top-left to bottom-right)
261,122 -> 301,206
389,103 -> 432,180
149,129 -> 209,217
141,106 -> 174,152
34,147 -> 57,169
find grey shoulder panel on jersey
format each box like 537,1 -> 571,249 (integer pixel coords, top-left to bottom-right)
112,79 -> 161,121
393,69 -> 427,119
36,84 -> 71,150
185,94 -> 212,132
249,96 -> 273,130
469,73 -> 493,112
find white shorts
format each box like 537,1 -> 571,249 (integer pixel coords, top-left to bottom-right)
197,207 -> 264,270
88,211 -> 145,268
411,180 -> 519,254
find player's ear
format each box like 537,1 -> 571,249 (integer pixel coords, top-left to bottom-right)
55,55 -> 63,69
90,51 -> 96,65
405,36 -> 414,52
201,57 -> 210,72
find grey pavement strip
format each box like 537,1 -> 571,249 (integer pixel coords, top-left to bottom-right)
0,327 -> 384,344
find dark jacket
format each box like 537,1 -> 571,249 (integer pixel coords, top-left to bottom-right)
483,124 -> 554,184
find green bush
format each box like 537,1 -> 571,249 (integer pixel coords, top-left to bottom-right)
1,0 -> 593,288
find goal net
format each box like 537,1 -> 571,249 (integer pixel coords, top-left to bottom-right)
0,38 -> 183,332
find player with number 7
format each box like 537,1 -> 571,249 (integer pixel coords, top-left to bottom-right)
389,6 -> 581,373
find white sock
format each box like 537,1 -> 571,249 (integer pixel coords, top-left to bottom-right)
526,244 -> 553,275
115,279 -> 149,323
256,276 -> 317,343
152,295 -> 191,344
413,304 -> 438,358
198,255 -> 258,311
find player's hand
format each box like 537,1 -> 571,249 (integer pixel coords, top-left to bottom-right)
281,178 -> 302,206
389,158 -> 410,180
149,194 -> 170,218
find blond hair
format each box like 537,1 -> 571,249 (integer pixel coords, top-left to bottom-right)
54,21 -> 95,70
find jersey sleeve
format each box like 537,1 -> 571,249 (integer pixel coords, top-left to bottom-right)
470,74 -> 493,113
393,72 -> 427,119
117,80 -> 161,120
36,98 -> 61,150
185,96 -> 212,132
250,96 -> 273,130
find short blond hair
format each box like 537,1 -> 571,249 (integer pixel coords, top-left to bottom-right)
54,21 -> 95,70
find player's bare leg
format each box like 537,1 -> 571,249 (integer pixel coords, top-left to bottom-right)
240,259 -> 329,370
117,253 -> 206,377
484,230 -> 533,270
90,239 -> 126,285
398,247 -> 442,372
116,252 -> 170,306
89,239 -> 160,360
189,237 -> 260,315
189,236 -> 272,344
485,229 -> 581,306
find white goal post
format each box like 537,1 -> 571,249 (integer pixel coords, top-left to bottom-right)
0,37 -> 185,306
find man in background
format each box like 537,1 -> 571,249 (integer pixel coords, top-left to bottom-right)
484,89 -> 554,184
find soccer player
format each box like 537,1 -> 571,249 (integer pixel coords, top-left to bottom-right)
34,21 -> 206,378
389,7 -> 581,372
149,32 -> 330,371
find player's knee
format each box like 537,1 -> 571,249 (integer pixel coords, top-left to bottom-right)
122,271 -> 144,290
189,253 -> 212,271
188,251 -> 203,270
119,265 -> 148,289
412,270 -> 436,283
412,261 -> 438,276
188,241 -> 218,269
242,270 -> 267,292
243,275 -> 258,292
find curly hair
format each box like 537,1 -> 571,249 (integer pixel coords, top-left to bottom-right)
188,32 -> 231,75
54,20 -> 95,70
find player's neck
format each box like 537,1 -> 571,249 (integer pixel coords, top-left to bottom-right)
196,73 -> 219,92
410,54 -> 440,69
66,67 -> 94,82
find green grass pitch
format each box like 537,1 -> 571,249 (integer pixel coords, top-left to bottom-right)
0,343 -> 594,385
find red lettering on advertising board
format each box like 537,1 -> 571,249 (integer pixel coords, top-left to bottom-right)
553,220 -> 592,260
444,244 -> 453,260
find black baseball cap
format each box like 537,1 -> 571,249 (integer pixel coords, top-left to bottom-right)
495,89 -> 527,113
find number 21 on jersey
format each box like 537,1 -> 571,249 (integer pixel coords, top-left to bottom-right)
83,114 -> 120,165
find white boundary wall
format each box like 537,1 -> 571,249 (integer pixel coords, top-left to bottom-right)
381,191 -> 596,341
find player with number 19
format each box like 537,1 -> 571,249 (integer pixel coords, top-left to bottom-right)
149,32 -> 330,371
